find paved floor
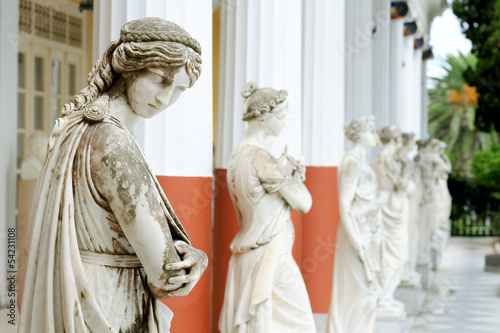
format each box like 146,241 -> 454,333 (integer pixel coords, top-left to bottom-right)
409,237 -> 500,333
2,237 -> 499,332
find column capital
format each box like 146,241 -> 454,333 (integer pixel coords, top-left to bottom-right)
423,46 -> 434,61
404,21 -> 418,36
414,36 -> 424,49
391,1 -> 409,19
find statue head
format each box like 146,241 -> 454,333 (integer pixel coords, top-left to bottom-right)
399,132 -> 416,154
378,125 -> 401,146
241,81 -> 288,136
344,116 -> 378,148
62,17 -> 202,118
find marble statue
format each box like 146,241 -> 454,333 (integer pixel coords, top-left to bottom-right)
430,140 -> 452,268
19,18 -> 208,332
20,131 -> 48,180
396,132 -> 421,284
219,82 -> 315,333
435,141 -> 452,233
414,138 -> 439,267
372,125 -> 408,314
326,116 -> 384,333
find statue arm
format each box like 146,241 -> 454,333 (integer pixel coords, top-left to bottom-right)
255,148 -> 312,213
338,157 -> 363,253
90,124 -> 187,298
279,180 -> 312,214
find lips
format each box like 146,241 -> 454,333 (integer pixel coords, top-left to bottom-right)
148,103 -> 161,109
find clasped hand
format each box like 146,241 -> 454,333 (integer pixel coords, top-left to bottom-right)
164,240 -> 208,297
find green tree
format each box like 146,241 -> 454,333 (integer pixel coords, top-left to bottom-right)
452,0 -> 500,131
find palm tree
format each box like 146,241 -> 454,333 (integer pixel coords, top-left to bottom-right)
428,52 -> 497,178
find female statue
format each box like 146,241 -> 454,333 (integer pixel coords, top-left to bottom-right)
430,140 -> 452,268
219,82 -> 315,332
414,138 -> 438,267
396,132 -> 420,283
326,116 -> 384,333
19,18 -> 208,332
372,125 -> 407,312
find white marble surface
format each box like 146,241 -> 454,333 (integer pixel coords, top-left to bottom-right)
409,237 -> 500,333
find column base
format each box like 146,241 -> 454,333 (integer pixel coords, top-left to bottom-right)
313,313 -> 327,333
374,310 -> 408,333
394,275 -> 424,315
416,263 -> 432,290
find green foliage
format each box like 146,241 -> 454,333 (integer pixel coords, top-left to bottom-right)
452,0 -> 500,131
449,174 -> 500,236
471,144 -> 500,189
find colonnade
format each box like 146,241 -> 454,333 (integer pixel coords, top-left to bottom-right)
0,0 -> 448,331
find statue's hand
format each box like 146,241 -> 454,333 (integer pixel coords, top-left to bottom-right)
292,157 -> 306,182
164,241 -> 208,297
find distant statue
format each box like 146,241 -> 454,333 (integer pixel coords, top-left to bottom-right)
326,116 -> 384,333
414,138 -> 439,267
431,139 -> 452,268
219,82 -> 315,332
19,18 -> 208,332
373,125 -> 407,313
20,131 -> 48,180
396,132 -> 421,283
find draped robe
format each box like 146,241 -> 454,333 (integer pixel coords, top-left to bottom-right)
19,107 -> 190,332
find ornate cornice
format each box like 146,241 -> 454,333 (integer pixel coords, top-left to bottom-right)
422,46 -> 433,60
414,36 -> 424,49
404,21 -> 418,36
391,1 -> 409,19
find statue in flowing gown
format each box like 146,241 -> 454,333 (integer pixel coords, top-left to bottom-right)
373,125 -> 408,313
414,138 -> 439,267
396,132 -> 421,283
326,116 -> 384,333
431,140 -> 452,268
18,18 -> 208,333
219,82 -> 315,333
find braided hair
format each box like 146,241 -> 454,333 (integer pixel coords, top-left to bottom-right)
240,82 -> 288,121
61,17 -> 202,117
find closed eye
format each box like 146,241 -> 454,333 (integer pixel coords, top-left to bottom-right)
147,69 -> 169,83
178,86 -> 187,92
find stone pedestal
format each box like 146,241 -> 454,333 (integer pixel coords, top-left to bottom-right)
416,263 -> 432,290
485,254 -> 500,272
394,275 -> 424,315
374,308 -> 408,333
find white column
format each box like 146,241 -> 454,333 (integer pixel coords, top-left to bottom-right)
401,35 -> 415,132
412,48 -> 423,138
215,0 -> 303,168
0,0 -> 19,306
302,0 -> 345,166
93,0 -> 213,177
344,0 -> 374,151
389,19 -> 405,127
372,0 -> 391,130
421,59 -> 429,138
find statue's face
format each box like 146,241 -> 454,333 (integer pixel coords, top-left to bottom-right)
358,129 -> 378,148
260,102 -> 288,136
126,66 -> 191,118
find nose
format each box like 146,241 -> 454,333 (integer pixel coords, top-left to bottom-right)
156,87 -> 174,107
